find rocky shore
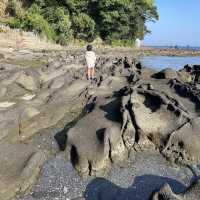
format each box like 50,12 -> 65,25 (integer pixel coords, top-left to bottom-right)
0,48 -> 200,200
138,47 -> 200,57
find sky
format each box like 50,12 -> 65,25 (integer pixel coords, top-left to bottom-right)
144,0 -> 200,47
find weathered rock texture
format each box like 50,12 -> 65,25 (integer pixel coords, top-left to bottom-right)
0,142 -> 46,200
0,48 -> 136,199
151,178 -> 200,200
67,98 -> 130,176
63,51 -> 200,199
0,48 -> 200,200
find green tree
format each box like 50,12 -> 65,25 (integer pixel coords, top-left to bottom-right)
72,13 -> 96,41
97,0 -> 132,42
23,12 -> 55,40
4,0 -> 159,46
43,7 -> 72,44
97,0 -> 158,43
65,0 -> 89,13
134,0 -> 159,38
94,0 -> 158,41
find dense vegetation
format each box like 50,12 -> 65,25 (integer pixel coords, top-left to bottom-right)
3,0 -> 159,46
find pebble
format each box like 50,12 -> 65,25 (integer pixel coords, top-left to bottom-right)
0,101 -> 15,108
63,186 -> 68,194
16,152 -> 194,200
21,94 -> 36,101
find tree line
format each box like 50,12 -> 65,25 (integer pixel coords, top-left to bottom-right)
4,0 -> 159,46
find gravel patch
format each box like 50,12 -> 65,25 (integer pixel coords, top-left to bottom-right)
16,150 -> 195,200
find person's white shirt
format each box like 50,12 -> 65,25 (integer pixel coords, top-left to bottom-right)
85,51 -> 96,68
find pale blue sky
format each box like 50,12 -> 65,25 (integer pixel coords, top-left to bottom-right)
144,0 -> 200,47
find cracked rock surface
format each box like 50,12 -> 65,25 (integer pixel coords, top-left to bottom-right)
0,48 -> 200,200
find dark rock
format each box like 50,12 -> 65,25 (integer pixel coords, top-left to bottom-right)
152,68 -> 177,79
67,98 -> 129,176
151,178 -> 200,200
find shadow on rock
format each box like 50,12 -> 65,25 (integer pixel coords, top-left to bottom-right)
84,175 -> 186,200
54,109 -> 88,151
99,99 -> 122,123
54,126 -> 68,151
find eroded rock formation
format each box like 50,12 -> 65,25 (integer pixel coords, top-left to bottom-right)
0,48 -> 137,199
0,48 -> 200,200
63,51 -> 200,199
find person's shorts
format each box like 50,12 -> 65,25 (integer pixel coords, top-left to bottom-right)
87,64 -> 95,69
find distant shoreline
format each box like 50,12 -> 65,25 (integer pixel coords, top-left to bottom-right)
136,46 -> 200,57
145,45 -> 200,51
62,46 -> 200,57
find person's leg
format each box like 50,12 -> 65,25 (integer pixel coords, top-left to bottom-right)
90,68 -> 93,80
87,68 -> 91,80
91,67 -> 95,79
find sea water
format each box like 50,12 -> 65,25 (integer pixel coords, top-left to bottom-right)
140,56 -> 200,70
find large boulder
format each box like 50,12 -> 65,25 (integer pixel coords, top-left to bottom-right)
125,86 -> 189,148
15,72 -> 40,91
162,117 -> 200,165
0,142 -> 46,200
163,68 -> 177,79
67,98 -> 130,176
0,120 -> 19,141
140,67 -> 157,79
19,87 -> 88,141
88,76 -> 127,97
178,70 -> 192,83
0,86 -> 7,98
6,83 -> 28,98
19,102 -> 71,141
0,53 -> 6,59
152,68 -> 177,79
49,75 -> 66,89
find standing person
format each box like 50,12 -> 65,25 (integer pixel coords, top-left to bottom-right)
85,45 -> 96,81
